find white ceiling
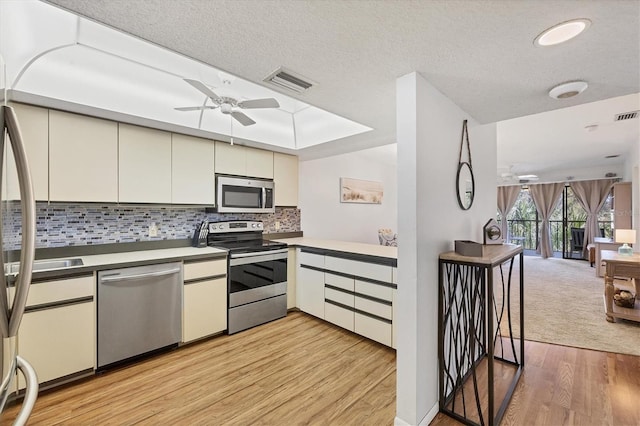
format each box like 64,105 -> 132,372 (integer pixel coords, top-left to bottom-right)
27,0 -> 640,178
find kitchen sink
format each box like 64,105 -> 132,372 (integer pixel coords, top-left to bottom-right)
4,258 -> 84,275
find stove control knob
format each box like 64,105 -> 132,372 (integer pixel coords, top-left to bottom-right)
252,223 -> 256,228
258,223 -> 262,228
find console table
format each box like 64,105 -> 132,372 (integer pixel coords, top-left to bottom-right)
438,244 -> 524,426
602,250 -> 640,323
594,238 -> 623,277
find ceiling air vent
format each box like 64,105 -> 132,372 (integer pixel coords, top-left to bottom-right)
264,67 -> 314,94
614,110 -> 639,121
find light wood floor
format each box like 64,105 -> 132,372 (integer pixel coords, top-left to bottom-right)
3,312 -> 640,425
2,311 -> 396,425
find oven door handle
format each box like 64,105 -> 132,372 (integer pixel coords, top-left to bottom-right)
230,249 -> 288,259
229,250 -> 288,266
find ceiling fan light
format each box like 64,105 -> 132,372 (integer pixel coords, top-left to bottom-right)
534,19 -> 591,47
548,81 -> 588,99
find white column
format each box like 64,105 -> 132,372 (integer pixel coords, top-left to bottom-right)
395,72 -> 497,425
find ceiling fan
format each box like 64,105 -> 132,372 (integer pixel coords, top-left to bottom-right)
500,165 -> 539,184
175,78 -> 280,126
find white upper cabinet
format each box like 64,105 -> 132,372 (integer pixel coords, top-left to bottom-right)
118,124 -> 172,203
171,134 -> 215,205
5,103 -> 49,201
214,142 -> 274,179
246,147 -> 273,179
273,152 -> 298,206
49,110 -> 118,202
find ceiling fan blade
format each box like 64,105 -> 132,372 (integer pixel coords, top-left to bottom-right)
183,79 -> 222,102
237,98 -> 280,109
175,106 -> 218,111
231,111 -> 256,126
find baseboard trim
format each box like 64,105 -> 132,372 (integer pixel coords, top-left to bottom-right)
394,402 -> 439,426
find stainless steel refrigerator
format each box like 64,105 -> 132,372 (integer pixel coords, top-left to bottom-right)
0,103 -> 38,423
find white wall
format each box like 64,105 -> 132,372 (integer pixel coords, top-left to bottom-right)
298,144 -> 397,244
626,135 -> 640,247
395,72 -> 497,425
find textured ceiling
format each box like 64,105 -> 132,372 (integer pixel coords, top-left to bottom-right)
45,0 -> 640,174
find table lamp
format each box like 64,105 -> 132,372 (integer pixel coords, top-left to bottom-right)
614,229 -> 636,255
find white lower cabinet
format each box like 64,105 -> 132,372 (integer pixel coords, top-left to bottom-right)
297,265 -> 325,319
182,258 -> 227,343
17,274 -> 95,389
392,267 -> 397,349
297,249 -> 325,319
355,313 -> 392,347
183,278 -> 227,342
297,249 -> 397,348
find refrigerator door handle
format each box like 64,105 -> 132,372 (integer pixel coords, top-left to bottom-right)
13,356 -> 38,426
3,105 -> 36,337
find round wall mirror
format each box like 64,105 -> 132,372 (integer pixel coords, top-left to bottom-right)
456,162 -> 475,210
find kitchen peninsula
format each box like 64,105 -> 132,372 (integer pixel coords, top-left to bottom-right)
274,237 -> 398,348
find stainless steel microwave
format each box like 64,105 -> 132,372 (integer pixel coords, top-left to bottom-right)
215,175 -> 275,213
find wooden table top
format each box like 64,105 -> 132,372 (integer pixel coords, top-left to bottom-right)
601,250 -> 640,265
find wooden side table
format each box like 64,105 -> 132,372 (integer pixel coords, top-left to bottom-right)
601,250 -> 640,323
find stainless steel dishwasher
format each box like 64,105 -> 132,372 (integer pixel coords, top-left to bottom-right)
97,262 -> 182,369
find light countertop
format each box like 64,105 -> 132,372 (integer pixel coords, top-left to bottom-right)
17,246 -> 227,280
273,237 -> 397,259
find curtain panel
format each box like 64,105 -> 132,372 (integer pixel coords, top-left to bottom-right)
497,186 -> 521,242
570,179 -> 614,257
529,183 -> 564,259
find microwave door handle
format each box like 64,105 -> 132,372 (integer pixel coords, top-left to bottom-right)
261,187 -> 266,208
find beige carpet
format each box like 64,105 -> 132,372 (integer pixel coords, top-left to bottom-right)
497,255 -> 640,356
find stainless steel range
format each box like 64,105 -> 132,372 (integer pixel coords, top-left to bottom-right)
207,221 -> 288,334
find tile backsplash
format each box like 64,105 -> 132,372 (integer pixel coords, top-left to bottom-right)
2,203 -> 301,250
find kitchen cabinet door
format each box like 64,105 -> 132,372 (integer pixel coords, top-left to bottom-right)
392,267 -> 397,349
119,124 -> 172,203
49,110 -> 118,202
17,274 -> 95,389
298,266 -> 324,319
183,278 -> 227,342
171,133 -> 215,204
215,142 -> 274,179
214,141 -> 246,176
245,146 -> 273,179
4,103 -> 49,201
274,152 -> 298,206
287,247 -> 297,309
297,251 -> 325,320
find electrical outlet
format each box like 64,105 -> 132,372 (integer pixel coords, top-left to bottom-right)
148,222 -> 158,237
275,221 -> 280,231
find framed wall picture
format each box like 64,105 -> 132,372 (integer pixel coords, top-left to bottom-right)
340,178 -> 383,204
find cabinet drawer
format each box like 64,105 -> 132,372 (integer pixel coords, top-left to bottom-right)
184,259 -> 227,281
325,272 -> 354,292
183,277 -> 227,342
325,287 -> 354,307
325,256 -> 392,282
325,302 -> 354,331
355,296 -> 392,320
355,279 -> 393,302
18,300 -> 94,388
27,275 -> 94,306
299,250 -> 324,268
355,313 -> 392,346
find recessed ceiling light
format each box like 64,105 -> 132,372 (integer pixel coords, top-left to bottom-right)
605,154 -> 620,159
534,19 -> 591,47
548,80 -> 588,99
584,124 -> 598,132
